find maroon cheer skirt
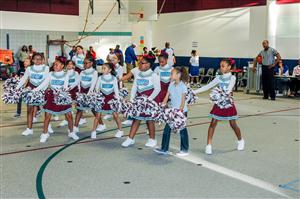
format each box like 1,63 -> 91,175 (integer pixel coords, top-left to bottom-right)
94,92 -> 115,114
43,89 -> 72,115
155,81 -> 170,103
209,104 -> 238,120
69,86 -> 79,101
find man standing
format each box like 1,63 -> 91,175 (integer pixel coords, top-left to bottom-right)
161,42 -> 176,67
254,40 -> 281,100
125,43 -> 137,74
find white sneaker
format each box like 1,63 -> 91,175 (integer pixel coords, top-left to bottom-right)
122,120 -> 133,126
73,126 -> 79,133
176,151 -> 189,157
114,130 -> 124,138
68,132 -> 79,140
22,128 -> 33,136
91,131 -> 97,139
103,114 -> 113,120
53,115 -> 59,121
121,137 -> 135,147
48,124 -> 54,134
79,118 -> 87,126
145,139 -> 157,148
59,120 -> 68,127
96,124 -> 106,132
32,117 -> 38,123
40,133 -> 50,143
205,145 -> 212,155
237,139 -> 245,151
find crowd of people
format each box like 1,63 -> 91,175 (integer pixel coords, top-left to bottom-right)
2,40 -> 299,155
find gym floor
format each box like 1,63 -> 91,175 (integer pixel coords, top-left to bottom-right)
1,84 -> 299,198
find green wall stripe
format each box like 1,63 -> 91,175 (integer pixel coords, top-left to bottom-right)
78,32 -> 132,36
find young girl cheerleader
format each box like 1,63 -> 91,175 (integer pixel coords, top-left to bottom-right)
73,57 -> 100,133
153,53 -> 172,103
194,59 -> 245,155
58,60 -> 80,127
33,60 -> 79,143
91,62 -> 123,139
16,53 -> 50,136
72,45 -> 85,73
189,50 -> 200,87
154,67 -> 190,156
121,57 -> 161,148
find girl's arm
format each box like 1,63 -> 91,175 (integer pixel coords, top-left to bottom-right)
121,71 -> 133,81
63,74 -> 69,90
179,93 -> 186,112
34,73 -> 50,91
88,71 -> 98,94
113,77 -> 120,99
162,91 -> 170,105
193,76 -> 219,94
95,76 -> 101,92
130,78 -> 137,102
149,73 -> 161,100
226,75 -> 236,94
16,68 -> 30,89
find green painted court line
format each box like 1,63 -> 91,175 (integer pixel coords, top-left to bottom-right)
78,31 -> 132,36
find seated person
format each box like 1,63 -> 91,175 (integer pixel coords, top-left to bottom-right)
289,59 -> 300,97
274,60 -> 289,95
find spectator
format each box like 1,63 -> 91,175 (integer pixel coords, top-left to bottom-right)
114,44 -> 124,66
189,50 -> 200,87
253,40 -> 281,100
125,43 -> 138,75
161,42 -> 176,67
274,60 -> 289,95
89,46 -> 97,60
106,48 -> 115,63
69,46 -> 76,60
17,45 -> 29,71
289,59 -> 300,97
28,45 -> 36,59
142,47 -> 148,56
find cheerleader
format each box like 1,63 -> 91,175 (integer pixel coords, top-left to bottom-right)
58,60 -> 80,127
73,57 -> 100,133
153,53 -> 172,102
33,60 -> 79,143
16,53 -> 50,136
91,62 -> 123,139
194,59 -> 244,155
121,57 -> 161,148
72,45 -> 85,73
103,55 -> 124,121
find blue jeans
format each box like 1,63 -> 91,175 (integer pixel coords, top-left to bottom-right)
161,123 -> 189,152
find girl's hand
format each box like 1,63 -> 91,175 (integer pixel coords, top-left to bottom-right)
179,108 -> 183,112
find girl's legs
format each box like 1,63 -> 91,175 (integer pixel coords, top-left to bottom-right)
27,105 -> 34,129
113,112 -> 122,130
207,118 -> 218,145
146,121 -> 155,140
128,120 -> 141,139
91,113 -> 101,139
229,120 -> 242,140
74,110 -> 83,127
65,112 -> 74,132
43,112 -> 52,134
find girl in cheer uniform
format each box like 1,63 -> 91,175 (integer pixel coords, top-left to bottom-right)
34,60 -> 79,143
58,60 -> 80,127
194,59 -> 244,155
91,63 -> 123,139
72,45 -> 85,73
122,57 -> 161,148
73,57 -> 100,134
16,53 -> 50,136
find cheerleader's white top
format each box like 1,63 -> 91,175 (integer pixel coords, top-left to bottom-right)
115,63 -> 124,80
130,69 -> 161,101
190,55 -> 199,67
194,72 -> 236,94
79,67 -> 98,92
153,64 -> 172,84
72,53 -> 85,70
34,71 -> 69,91
67,69 -> 80,90
95,74 -> 119,98
16,64 -> 50,89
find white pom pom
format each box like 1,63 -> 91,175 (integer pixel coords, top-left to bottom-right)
53,88 -> 73,105
210,87 -> 233,109
119,88 -> 129,98
23,90 -> 46,106
1,77 -> 22,104
88,92 -> 105,111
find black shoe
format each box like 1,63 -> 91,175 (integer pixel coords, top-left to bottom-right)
271,98 -> 276,101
